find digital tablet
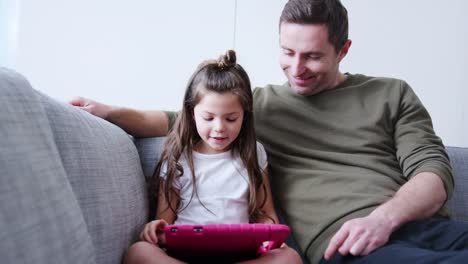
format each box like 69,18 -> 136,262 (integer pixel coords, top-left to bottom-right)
164,223 -> 290,261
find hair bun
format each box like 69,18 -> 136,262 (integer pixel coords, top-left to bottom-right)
218,50 -> 237,70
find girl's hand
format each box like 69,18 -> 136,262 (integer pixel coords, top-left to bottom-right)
139,219 -> 168,246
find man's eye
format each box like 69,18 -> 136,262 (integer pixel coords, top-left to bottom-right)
282,49 -> 293,56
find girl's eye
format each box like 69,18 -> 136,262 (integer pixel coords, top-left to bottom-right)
203,117 -> 213,121
226,118 -> 237,122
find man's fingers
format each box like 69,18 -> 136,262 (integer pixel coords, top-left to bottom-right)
338,227 -> 366,256
349,237 -> 367,256
68,97 -> 94,114
361,237 -> 386,256
362,243 -> 377,256
324,228 -> 349,260
68,96 -> 86,107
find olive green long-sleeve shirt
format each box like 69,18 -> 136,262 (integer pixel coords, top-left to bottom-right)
253,74 -> 453,263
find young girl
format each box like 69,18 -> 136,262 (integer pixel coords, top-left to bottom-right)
124,50 -> 301,264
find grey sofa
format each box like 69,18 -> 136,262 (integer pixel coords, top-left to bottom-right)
1,67 -> 467,264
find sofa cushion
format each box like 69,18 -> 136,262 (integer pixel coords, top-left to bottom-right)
133,137 -> 166,219
447,146 -> 468,222
39,91 -> 148,264
0,68 -> 95,263
134,137 -> 166,179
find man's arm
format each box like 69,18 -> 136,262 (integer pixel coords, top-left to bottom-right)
106,107 -> 169,137
324,81 -> 453,260
69,96 -> 170,137
324,171 -> 446,260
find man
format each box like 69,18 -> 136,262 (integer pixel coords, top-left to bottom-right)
71,0 -> 468,263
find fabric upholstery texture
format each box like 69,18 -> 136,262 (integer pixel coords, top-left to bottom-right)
134,137 -> 165,179
1,67 -> 148,264
447,147 -> 468,222
0,68 -> 95,263
40,92 -> 148,264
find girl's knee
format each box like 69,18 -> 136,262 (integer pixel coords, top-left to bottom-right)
260,246 -> 302,264
124,241 -> 161,264
281,246 -> 303,264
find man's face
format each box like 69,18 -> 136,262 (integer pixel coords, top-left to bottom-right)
279,22 -> 349,96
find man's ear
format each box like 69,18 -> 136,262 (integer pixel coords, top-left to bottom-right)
338,39 -> 352,62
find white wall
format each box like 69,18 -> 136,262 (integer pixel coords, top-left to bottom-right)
14,0 -> 467,146
0,0 -> 20,68
342,1 -> 468,147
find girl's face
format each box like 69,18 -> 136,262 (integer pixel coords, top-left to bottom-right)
193,90 -> 244,154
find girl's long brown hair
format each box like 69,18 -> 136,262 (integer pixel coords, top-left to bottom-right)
151,50 -> 268,222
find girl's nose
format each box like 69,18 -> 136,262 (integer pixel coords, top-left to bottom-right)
214,120 -> 225,132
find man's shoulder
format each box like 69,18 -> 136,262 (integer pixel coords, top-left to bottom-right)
253,83 -> 287,94
253,83 -> 288,102
349,73 -> 405,86
347,73 -> 411,95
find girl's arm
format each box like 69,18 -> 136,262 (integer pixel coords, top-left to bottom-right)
256,168 -> 279,224
140,182 -> 179,246
156,181 -> 179,224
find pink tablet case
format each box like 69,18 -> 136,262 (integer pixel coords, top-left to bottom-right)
164,223 -> 290,260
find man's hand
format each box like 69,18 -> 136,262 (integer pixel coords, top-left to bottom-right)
69,96 -> 113,120
324,172 -> 447,260
323,214 -> 393,260
140,219 -> 168,246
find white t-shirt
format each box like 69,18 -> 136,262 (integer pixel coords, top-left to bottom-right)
160,142 -> 267,224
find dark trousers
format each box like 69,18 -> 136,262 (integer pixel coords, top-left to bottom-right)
320,218 -> 468,264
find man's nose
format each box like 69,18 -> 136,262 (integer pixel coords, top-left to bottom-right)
290,56 -> 306,76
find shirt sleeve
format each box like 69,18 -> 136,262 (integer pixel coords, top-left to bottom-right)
159,161 -> 182,190
163,111 -> 179,132
256,141 -> 268,170
159,161 -> 169,181
393,80 -> 454,200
